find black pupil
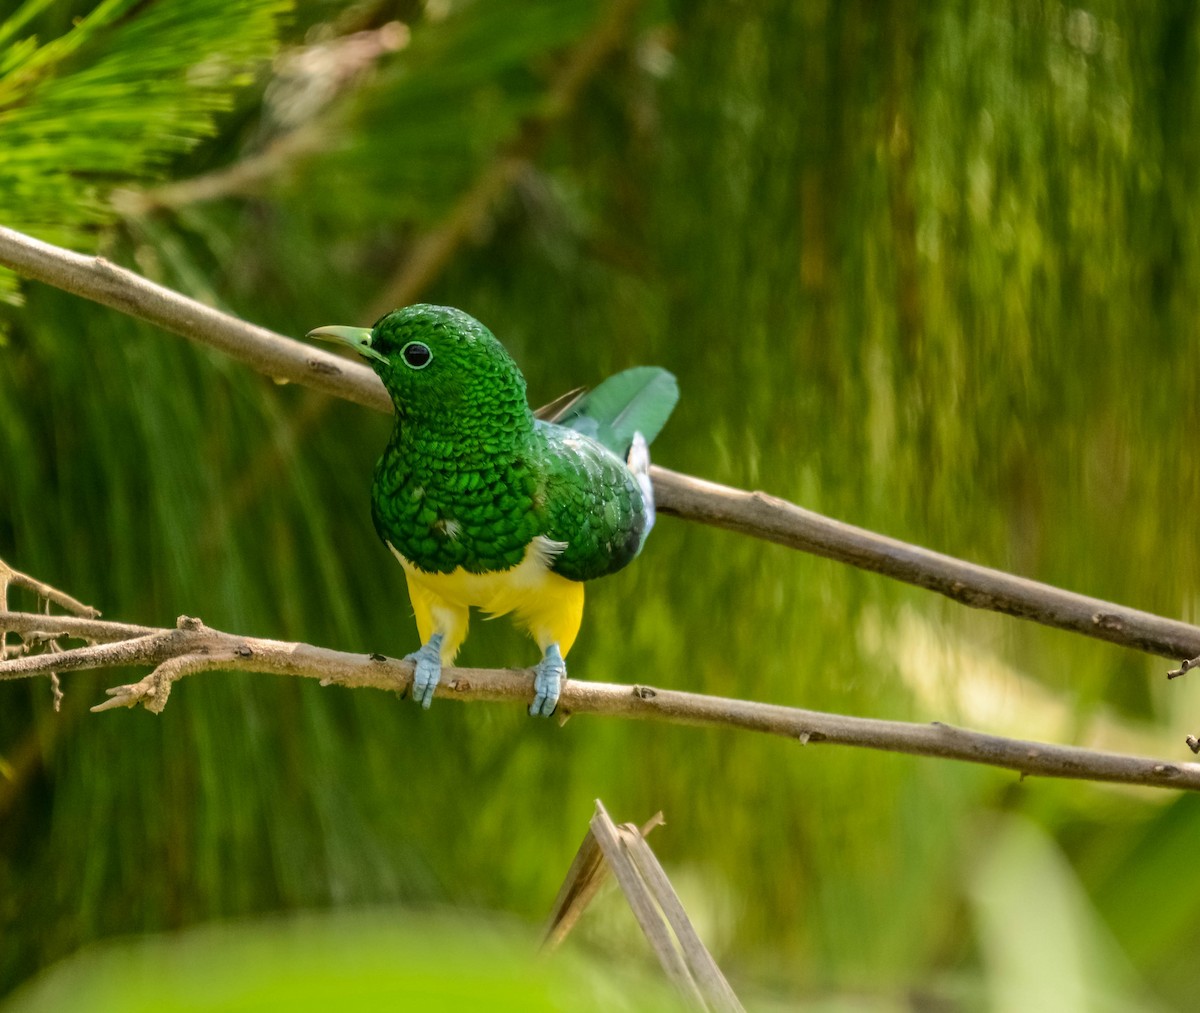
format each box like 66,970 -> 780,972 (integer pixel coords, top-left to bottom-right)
403,342 -> 431,368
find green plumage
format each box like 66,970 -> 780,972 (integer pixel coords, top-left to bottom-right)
361,305 -> 677,582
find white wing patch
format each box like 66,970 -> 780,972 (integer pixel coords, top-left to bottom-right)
528,534 -> 568,568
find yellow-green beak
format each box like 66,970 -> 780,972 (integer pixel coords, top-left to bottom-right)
306,324 -> 387,364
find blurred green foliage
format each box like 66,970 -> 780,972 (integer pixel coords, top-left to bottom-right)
4,910 -> 684,1012
0,0 -> 290,304
1,0 -> 1199,1008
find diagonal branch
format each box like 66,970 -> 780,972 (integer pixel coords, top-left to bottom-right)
1,222 -> 1198,665
0,225 -> 390,414
2,608 -> 1200,794
649,468 -> 1200,662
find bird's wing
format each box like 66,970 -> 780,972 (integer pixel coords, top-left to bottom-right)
549,366 -> 678,457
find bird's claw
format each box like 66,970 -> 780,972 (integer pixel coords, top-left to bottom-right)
531,643 -> 566,718
404,633 -> 444,710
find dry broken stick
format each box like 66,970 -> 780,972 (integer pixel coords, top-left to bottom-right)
3,608 -> 1200,793
0,558 -> 102,707
584,801 -> 744,1012
543,810 -> 665,953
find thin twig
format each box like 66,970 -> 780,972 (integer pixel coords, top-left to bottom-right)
0,611 -> 155,643
1,609 -> 1199,793
2,222 -> 1199,662
115,24 -> 410,214
0,558 -> 100,618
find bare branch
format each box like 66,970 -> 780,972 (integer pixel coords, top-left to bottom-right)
1,609 -> 1199,794
0,611 -> 155,643
94,650 -> 241,714
650,468 -> 1200,662
0,226 -> 391,415
2,223 -> 1199,663
0,558 -> 100,618
0,628 -> 172,679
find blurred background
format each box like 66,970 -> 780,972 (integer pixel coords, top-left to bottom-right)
2,0 -> 1199,1008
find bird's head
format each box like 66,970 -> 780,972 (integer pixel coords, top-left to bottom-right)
307,304 -> 527,422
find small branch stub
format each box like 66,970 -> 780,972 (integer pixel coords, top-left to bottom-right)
1168,656 -> 1200,680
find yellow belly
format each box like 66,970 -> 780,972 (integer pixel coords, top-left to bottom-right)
387,537 -> 585,662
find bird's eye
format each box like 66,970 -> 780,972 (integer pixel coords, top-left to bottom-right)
401,341 -> 432,369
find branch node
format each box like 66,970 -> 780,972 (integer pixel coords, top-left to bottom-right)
632,685 -> 657,699
1091,611 -> 1125,633
307,357 -> 342,377
177,615 -> 203,631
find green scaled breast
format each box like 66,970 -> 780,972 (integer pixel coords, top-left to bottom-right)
364,305 -> 677,583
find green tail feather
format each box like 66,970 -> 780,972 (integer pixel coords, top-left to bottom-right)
551,366 -> 679,457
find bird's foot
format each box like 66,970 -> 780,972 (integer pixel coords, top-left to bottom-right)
403,632 -> 444,710
530,643 -> 566,718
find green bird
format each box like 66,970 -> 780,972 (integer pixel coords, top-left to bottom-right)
307,305 -> 678,716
